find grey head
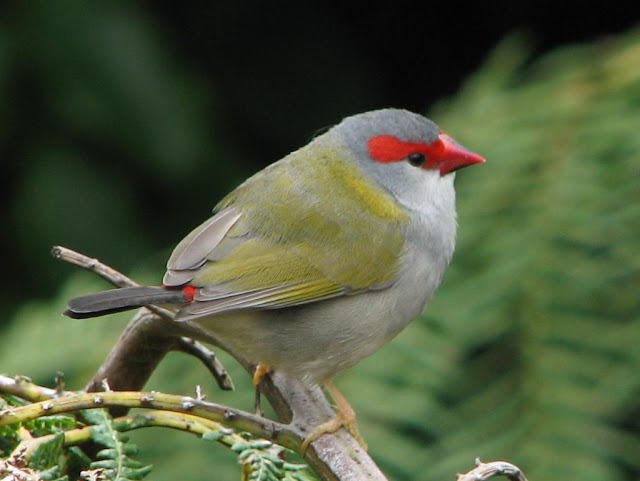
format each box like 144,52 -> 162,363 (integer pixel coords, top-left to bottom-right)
335,109 -> 441,153
325,109 -> 453,215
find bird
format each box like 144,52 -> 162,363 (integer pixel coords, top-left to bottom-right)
65,108 -> 485,452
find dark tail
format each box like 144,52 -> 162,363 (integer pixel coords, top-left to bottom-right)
65,286 -> 187,319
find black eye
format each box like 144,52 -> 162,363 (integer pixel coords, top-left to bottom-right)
407,152 -> 426,167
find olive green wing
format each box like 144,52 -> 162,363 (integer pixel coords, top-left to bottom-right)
164,141 -> 410,321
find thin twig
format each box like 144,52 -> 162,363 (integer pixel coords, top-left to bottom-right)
176,337 -> 234,391
51,245 -> 233,389
51,245 -> 175,320
51,246 -> 140,289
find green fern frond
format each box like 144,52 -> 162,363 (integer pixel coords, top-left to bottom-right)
230,437 -> 318,481
30,432 -> 64,471
39,465 -> 69,481
86,409 -> 153,481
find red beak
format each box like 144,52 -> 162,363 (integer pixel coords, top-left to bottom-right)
435,133 -> 485,175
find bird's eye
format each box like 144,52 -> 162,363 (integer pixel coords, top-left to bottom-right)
407,152 -> 426,167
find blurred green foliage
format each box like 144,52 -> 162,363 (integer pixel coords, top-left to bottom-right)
1,2 -> 252,317
0,2 -> 639,480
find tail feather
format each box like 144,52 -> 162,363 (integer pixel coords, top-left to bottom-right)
65,286 -> 187,319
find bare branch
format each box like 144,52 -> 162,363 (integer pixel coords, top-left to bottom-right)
51,245 -> 176,320
175,337 -> 234,391
457,458 -> 529,481
51,246 -> 140,289
52,246 -> 233,391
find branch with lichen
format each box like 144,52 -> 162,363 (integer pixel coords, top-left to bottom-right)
0,377 -> 315,481
0,377 -> 300,451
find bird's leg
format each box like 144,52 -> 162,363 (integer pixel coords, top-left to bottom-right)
252,363 -> 270,416
300,381 -> 367,454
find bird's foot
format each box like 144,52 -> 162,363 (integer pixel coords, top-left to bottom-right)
300,381 -> 367,454
253,363 -> 270,416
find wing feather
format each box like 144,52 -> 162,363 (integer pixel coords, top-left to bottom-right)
163,208 -> 241,286
175,280 -> 344,320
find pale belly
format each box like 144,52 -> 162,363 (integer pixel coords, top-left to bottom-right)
189,259 -> 444,385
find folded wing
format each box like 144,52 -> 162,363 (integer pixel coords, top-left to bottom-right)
163,144 -> 410,321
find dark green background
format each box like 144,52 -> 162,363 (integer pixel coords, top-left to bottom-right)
1,2 -> 639,481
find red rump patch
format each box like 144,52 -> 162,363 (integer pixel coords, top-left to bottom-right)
368,135 -> 443,164
182,285 -> 197,303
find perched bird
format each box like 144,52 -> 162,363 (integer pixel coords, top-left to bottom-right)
65,108 -> 484,451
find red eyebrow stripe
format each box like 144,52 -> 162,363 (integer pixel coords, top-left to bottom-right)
367,135 -> 442,163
